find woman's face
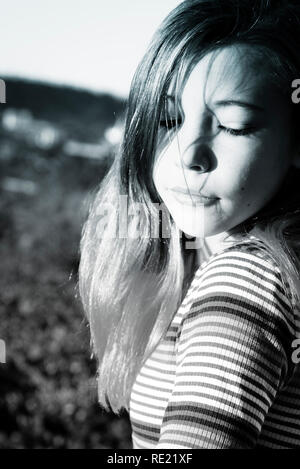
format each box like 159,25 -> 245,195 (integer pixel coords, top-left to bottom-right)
152,45 -> 298,238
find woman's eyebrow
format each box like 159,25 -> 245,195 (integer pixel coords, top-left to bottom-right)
213,99 -> 264,112
166,95 -> 264,113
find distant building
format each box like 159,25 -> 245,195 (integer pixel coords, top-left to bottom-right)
1,108 -> 64,150
63,139 -> 113,160
63,117 -> 124,160
104,117 -> 124,146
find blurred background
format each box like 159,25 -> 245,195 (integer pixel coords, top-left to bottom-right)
0,0 -> 181,449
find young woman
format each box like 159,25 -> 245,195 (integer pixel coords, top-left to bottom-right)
79,0 -> 300,448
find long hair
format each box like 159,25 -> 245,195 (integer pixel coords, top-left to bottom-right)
79,0 -> 300,414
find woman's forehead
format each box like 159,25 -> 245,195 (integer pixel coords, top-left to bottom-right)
167,45 -> 281,109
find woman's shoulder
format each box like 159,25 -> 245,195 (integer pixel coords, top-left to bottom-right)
201,235 -> 284,273
182,236 -> 297,379
192,235 -> 295,320
197,236 -> 282,279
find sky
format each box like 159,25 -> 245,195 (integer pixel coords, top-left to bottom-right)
0,0 -> 182,98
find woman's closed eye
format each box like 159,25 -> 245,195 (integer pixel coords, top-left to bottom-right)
159,114 -> 258,137
217,124 -> 257,136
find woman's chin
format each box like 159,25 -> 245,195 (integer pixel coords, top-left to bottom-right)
166,198 -> 227,240
174,217 -> 224,240
174,220 -> 204,239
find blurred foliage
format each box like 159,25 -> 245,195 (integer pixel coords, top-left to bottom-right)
0,81 -> 132,449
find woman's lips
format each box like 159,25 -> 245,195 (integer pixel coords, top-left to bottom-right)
169,187 -> 218,206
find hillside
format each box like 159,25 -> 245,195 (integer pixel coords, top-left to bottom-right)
0,77 -> 126,142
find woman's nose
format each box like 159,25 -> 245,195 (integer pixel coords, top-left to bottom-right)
180,142 -> 212,173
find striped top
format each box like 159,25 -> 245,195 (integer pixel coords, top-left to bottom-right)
129,240 -> 300,449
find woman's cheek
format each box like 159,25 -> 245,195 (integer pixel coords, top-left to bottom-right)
216,157 -> 250,199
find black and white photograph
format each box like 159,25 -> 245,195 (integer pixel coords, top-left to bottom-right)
1,0 -> 300,451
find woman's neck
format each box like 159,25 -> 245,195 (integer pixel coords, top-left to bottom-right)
182,230 -> 239,287
195,231 -> 237,268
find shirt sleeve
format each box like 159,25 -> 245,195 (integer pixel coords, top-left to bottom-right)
156,248 -> 296,449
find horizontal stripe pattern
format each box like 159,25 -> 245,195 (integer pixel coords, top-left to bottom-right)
129,241 -> 300,449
